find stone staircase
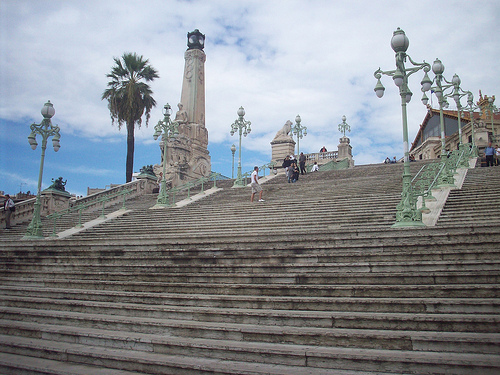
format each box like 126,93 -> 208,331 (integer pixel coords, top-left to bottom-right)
0,162 -> 499,374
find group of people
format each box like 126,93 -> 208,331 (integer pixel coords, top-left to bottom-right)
250,152 -> 321,202
281,153 -> 319,183
282,155 -> 300,183
484,142 -> 500,167
384,155 -> 416,164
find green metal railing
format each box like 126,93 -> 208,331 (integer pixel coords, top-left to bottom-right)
315,157 -> 350,172
162,172 -> 222,207
46,188 -> 133,237
411,143 -> 476,213
239,162 -> 277,185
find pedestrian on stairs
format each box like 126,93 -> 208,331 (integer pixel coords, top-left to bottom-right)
250,166 -> 264,202
299,152 -> 306,175
2,194 -> 15,229
485,142 -> 496,167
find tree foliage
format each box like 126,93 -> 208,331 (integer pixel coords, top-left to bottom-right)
102,52 -> 159,182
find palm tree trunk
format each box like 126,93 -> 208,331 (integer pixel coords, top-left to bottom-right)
126,122 -> 135,183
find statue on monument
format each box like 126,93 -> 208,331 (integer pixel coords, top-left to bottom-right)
272,120 -> 293,141
174,102 -> 188,124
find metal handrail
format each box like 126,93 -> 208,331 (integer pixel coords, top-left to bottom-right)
166,172 -> 222,206
411,145 -> 475,213
46,188 -> 133,237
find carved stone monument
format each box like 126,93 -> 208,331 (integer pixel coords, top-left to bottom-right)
271,120 -> 296,163
155,29 -> 211,186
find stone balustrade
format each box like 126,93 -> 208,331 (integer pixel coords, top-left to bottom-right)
304,151 -> 338,164
0,175 -> 158,228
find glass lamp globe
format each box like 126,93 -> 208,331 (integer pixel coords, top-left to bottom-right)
41,101 -> 55,119
391,28 -> 409,53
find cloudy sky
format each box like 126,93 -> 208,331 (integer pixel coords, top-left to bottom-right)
1,0 -> 499,197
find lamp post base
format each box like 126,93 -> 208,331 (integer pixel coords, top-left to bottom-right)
232,178 -> 246,188
24,201 -> 44,240
391,220 -> 426,228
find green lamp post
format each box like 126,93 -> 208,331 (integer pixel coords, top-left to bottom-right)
24,101 -> 61,239
485,96 -> 498,142
153,103 -> 179,208
464,92 -> 479,157
230,106 -> 251,187
374,27 -> 431,228
423,58 -> 458,187
338,115 -> 351,137
230,144 -> 236,179
292,114 -> 307,155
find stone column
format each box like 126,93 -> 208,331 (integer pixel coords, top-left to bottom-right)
157,30 -> 211,186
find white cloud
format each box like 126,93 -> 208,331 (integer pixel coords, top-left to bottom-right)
1,0 -> 499,194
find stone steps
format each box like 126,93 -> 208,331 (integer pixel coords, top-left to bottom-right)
0,162 -> 499,373
1,307 -> 498,355
5,333 -> 494,375
1,286 -> 496,314
0,278 -> 497,298
2,258 -> 498,273
1,271 -> 498,286
0,296 -> 498,333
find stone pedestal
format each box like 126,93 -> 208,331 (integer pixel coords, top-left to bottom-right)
40,189 -> 71,216
337,136 -> 354,167
271,138 -> 296,164
475,120 -> 490,150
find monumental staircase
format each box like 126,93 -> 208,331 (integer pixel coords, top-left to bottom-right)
0,161 -> 498,374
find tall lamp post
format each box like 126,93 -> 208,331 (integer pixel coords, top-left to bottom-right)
230,106 -> 251,187
464,91 -> 479,157
24,101 -> 61,239
421,59 -> 458,187
153,103 -> 179,208
485,96 -> 498,142
338,115 -> 351,137
291,114 -> 307,155
374,27 -> 431,227
230,144 -> 236,179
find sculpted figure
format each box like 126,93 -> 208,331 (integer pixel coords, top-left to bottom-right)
174,102 -> 188,124
273,120 -> 293,141
48,177 -> 67,192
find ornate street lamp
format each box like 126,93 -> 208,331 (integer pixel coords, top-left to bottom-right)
433,74 -> 479,163
24,101 -> 61,239
485,96 -> 498,142
230,106 -> 251,187
291,114 -> 307,155
153,103 -> 179,208
338,115 -> 351,137
230,144 -> 236,179
422,58 -> 460,187
374,27 -> 431,227
464,91 -> 480,157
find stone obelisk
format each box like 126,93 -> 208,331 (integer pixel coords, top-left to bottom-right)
159,29 -> 211,186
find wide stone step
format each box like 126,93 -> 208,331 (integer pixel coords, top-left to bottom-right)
1,270 -> 497,285
0,278 -> 498,298
0,352 -> 142,375
4,333 -> 498,375
1,286 -> 497,314
1,307 -> 499,354
0,296 -> 498,333
2,242 -> 499,263
2,259 -> 499,275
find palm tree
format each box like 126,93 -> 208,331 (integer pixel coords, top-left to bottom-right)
102,52 -> 159,183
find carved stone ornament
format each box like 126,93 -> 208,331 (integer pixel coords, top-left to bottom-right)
273,120 -> 293,141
